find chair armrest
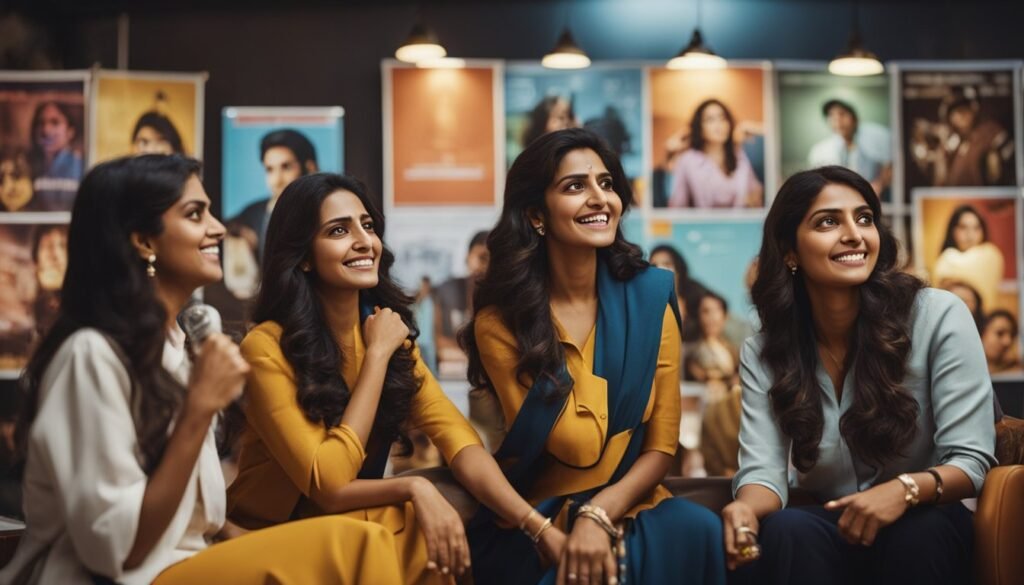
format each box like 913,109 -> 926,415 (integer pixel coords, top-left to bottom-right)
975,465 -> 1024,585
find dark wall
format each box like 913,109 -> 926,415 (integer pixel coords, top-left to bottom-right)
53,0 -> 1024,213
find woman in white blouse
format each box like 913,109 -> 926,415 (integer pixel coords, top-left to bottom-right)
1,155 -> 405,585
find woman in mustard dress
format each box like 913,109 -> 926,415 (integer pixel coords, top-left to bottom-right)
227,173 -> 564,584
461,128 -> 725,585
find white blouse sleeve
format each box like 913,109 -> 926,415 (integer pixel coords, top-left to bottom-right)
31,330 -> 148,580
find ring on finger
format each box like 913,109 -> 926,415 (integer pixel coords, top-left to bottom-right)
736,526 -> 757,539
567,573 -> 578,581
739,544 -> 761,560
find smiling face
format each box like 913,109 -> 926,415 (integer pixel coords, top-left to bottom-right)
145,175 -> 225,292
309,189 -> 382,292
790,183 -> 880,290
535,148 -> 623,251
952,211 -> 984,251
36,227 -> 68,291
700,103 -> 731,146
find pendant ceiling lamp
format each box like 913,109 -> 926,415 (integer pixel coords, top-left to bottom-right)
395,20 -> 447,64
828,0 -> 884,76
542,27 -> 592,69
667,0 -> 726,70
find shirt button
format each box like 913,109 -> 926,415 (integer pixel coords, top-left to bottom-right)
600,413 -> 607,420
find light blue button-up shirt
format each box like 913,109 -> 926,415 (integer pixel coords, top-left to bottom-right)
733,288 -> 997,506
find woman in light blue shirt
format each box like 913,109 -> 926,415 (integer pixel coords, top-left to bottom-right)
723,165 -> 996,585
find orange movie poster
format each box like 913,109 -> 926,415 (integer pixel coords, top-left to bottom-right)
648,66 -> 768,209
388,66 -> 497,207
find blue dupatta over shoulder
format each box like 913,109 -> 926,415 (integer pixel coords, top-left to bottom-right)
469,263 -> 725,584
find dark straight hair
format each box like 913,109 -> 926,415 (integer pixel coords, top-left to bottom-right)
19,155 -> 202,472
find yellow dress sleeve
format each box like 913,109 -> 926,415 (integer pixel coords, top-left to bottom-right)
407,344 -> 482,463
472,307 -> 530,426
240,326 -> 367,499
640,304 -> 682,455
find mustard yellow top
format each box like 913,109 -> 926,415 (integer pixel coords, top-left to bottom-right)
227,320 -> 482,529
473,304 -> 682,519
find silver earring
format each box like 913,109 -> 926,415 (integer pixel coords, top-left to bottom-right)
534,224 -> 546,236
146,254 -> 157,278
789,264 -> 798,275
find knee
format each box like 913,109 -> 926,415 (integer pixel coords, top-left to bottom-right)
875,507 -> 966,557
660,497 -> 723,541
304,515 -> 393,548
758,509 -> 822,548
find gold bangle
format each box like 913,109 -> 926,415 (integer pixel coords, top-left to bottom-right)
529,517 -> 553,544
577,504 -> 622,540
518,508 -> 539,532
896,473 -> 920,506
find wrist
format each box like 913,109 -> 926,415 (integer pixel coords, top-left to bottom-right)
179,401 -> 216,432
365,344 -> 396,362
405,475 -> 433,502
183,387 -> 218,417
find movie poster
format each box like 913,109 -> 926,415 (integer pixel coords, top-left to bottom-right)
648,65 -> 773,209
384,209 -> 497,378
0,71 -> 89,213
646,216 -> 763,439
777,68 -> 892,201
913,188 -> 1022,376
384,62 -> 502,209
205,106 -> 345,338
898,66 -> 1019,201
91,70 -> 205,162
505,64 -> 644,201
0,222 -> 68,373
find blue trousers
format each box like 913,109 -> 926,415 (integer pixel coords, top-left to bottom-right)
729,503 -> 974,585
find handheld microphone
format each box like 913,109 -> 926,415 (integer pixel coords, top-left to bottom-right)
180,304 -> 222,351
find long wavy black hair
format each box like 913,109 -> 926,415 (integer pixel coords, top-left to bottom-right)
461,128 -> 647,400
251,173 -> 418,448
752,165 -> 923,472
18,155 -> 201,473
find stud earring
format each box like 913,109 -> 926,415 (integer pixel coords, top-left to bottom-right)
534,224 -> 546,236
146,254 -> 157,278
788,264 -> 798,275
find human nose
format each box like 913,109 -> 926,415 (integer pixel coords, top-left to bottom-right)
351,225 -> 372,251
839,216 -> 863,244
208,214 -> 226,240
586,179 -> 609,207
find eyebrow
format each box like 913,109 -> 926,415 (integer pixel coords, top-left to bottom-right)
180,199 -> 208,210
555,171 -> 612,184
320,213 -> 372,229
808,205 -> 873,220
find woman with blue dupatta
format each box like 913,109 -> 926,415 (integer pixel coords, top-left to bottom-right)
461,128 -> 726,585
